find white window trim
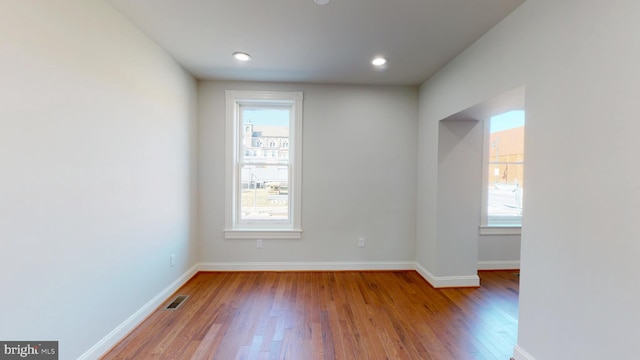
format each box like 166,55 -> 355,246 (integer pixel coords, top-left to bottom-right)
480,116 -> 522,234
224,90 -> 303,240
479,225 -> 522,236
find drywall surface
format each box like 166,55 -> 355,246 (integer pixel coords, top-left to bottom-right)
418,0 -> 640,358
0,1 -> 197,358
436,119 -> 483,277
198,81 -> 418,266
478,234 -> 521,268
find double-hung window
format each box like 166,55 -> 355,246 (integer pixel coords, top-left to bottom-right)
481,110 -> 525,234
224,91 -> 303,239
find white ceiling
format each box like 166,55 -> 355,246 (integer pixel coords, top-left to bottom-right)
106,0 -> 524,86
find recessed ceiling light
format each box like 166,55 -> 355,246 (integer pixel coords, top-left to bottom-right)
314,0 -> 330,5
232,52 -> 251,61
372,57 -> 387,66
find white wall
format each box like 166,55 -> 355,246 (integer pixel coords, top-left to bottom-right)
436,119 -> 483,279
478,234 -> 521,269
198,81 -> 418,267
418,0 -> 640,359
0,1 -> 197,358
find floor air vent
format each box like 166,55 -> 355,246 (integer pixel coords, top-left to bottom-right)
165,295 -> 188,310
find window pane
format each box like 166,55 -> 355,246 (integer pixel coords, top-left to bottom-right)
488,110 -> 524,221
241,107 -> 290,165
239,165 -> 289,221
488,163 -> 523,217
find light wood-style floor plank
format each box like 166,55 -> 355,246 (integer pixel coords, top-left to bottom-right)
102,271 -> 519,360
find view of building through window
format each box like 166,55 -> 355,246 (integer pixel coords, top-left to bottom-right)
239,107 -> 290,221
488,110 -> 524,224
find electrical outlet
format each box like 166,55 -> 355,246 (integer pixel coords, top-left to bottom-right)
358,237 -> 365,247
257,239 -> 263,249
170,254 -> 176,267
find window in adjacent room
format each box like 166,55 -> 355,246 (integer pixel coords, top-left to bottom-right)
224,90 -> 303,239
482,110 -> 525,229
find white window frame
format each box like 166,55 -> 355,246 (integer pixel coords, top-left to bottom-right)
224,90 -> 303,240
480,115 -> 523,236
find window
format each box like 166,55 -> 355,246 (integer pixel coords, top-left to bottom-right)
481,110 -> 525,232
224,90 -> 303,239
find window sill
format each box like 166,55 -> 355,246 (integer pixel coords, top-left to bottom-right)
224,229 -> 302,240
479,226 -> 521,236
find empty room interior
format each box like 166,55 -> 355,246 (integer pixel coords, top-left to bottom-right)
2,1 -> 639,359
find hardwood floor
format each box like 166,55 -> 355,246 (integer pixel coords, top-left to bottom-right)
102,271 -> 519,360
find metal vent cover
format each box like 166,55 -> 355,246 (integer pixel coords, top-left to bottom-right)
165,295 -> 188,310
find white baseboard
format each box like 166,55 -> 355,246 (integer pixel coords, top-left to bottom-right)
77,264 -> 199,360
415,263 -> 480,288
477,260 -> 520,270
198,261 -> 416,272
513,345 -> 536,360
